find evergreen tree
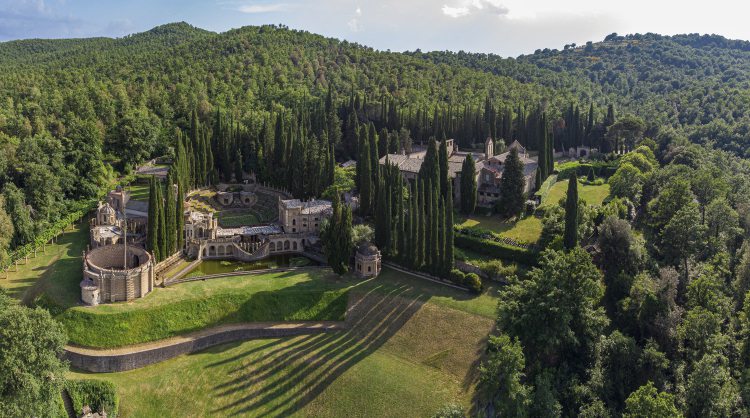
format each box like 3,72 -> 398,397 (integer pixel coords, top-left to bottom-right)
417,178 -> 426,268
146,177 -> 159,260
460,154 -> 477,215
156,179 -> 167,261
358,127 -> 373,215
444,181 -> 454,276
176,183 -> 185,252
498,147 -> 526,218
165,171 -> 176,256
439,139 -> 449,199
564,174 -> 579,250
431,179 -> 440,273
322,193 -> 353,275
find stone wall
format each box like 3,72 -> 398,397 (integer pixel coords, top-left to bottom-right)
65,323 -> 343,373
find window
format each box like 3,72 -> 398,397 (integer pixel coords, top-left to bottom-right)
314,217 -> 319,221
292,219 -> 296,226
367,266 -> 371,272
292,228 -> 296,233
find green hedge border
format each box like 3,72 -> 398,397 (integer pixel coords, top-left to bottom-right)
454,234 -> 538,266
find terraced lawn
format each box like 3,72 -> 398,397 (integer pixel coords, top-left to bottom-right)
69,270 -> 495,417
458,214 -> 543,245
59,269 -> 351,348
540,179 -> 610,208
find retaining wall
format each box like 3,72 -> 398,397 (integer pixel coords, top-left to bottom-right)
65,322 -> 344,373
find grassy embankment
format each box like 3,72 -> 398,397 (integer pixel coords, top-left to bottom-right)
69,266 -> 497,417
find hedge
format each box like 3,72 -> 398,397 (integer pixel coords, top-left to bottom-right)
556,161 -> 618,180
66,379 -> 119,417
454,234 -> 538,266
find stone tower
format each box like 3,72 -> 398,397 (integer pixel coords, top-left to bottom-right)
484,137 -> 494,160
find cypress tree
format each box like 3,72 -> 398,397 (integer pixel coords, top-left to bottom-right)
323,193 -> 353,275
460,154 -> 477,215
156,180 -> 167,261
425,180 -> 433,269
176,183 -> 184,252
368,123 -> 380,190
374,178 -> 388,249
498,147 -> 526,218
146,177 -> 158,258
564,173 -> 579,250
444,181 -> 454,276
358,128 -> 373,215
432,179 -> 440,272
437,200 -> 445,276
165,171 -> 176,256
409,182 -> 417,269
234,153 -> 244,183
438,139 -> 449,198
417,178 -> 426,268
385,183 -> 392,256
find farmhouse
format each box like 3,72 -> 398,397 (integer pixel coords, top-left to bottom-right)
379,138 -> 538,207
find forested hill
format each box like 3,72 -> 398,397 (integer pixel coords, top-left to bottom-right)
415,33 -> 750,156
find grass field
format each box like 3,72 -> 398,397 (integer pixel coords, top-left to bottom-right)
540,179 -> 610,208
218,211 -> 260,227
0,221 -> 88,308
60,270 -> 351,348
69,270 -> 495,417
127,183 -> 150,202
457,214 -> 543,244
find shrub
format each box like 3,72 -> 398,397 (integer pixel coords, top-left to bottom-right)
432,403 -> 466,418
454,234 -> 538,266
450,269 -> 466,286
465,273 -> 483,294
66,379 -> 119,418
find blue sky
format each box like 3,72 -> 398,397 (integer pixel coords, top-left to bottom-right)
2,0 -> 748,57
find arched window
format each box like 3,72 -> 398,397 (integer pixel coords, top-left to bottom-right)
284,240 -> 290,250
293,241 -> 298,251
292,219 -> 296,226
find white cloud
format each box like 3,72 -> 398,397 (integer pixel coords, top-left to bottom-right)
442,0 -> 508,18
441,5 -> 469,18
237,3 -> 287,14
347,6 -> 362,32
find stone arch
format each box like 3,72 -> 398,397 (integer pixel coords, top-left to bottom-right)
292,241 -> 298,251
284,240 -> 290,250
269,242 -> 276,251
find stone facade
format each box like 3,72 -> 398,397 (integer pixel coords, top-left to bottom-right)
355,243 -> 381,278
278,198 -> 333,234
81,244 -> 154,306
379,138 -> 538,208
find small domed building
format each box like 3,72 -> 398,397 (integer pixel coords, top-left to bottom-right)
354,243 -> 381,279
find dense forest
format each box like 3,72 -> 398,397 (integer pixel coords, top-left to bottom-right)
4,23 -> 750,417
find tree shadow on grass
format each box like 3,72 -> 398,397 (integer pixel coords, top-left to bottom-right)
209,283 -> 427,417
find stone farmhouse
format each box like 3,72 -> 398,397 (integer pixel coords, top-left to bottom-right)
379,138 -> 538,208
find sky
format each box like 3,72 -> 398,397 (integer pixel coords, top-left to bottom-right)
1,0 -> 749,57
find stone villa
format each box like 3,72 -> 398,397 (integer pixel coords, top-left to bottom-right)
81,184 -> 338,306
379,138 -> 538,208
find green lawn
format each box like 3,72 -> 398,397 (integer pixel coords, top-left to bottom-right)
127,183 -> 150,202
540,179 -> 610,208
59,269 -> 351,348
457,214 -> 543,245
69,271 -> 495,417
0,221 -> 88,309
218,211 -> 260,227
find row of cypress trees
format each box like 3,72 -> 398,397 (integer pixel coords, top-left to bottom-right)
374,138 -> 454,277
146,166 -> 186,263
